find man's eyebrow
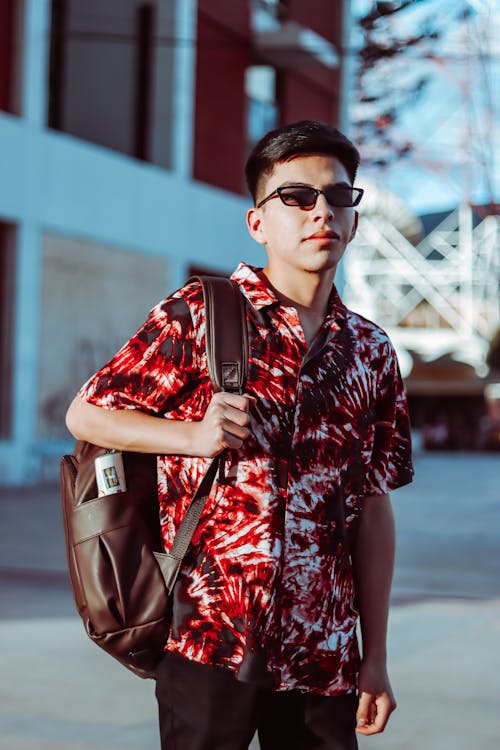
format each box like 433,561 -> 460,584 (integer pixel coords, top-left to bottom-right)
278,181 -> 312,188
278,180 -> 352,188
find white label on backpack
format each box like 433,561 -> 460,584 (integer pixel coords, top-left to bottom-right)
95,452 -> 127,496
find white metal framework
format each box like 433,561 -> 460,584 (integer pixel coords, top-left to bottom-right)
343,205 -> 500,371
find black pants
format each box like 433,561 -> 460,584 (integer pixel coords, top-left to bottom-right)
155,652 -> 358,750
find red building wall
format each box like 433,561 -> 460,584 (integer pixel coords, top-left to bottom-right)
192,0 -> 345,195
288,0 -> 339,43
280,0 -> 343,126
193,0 -> 251,194
279,74 -> 338,126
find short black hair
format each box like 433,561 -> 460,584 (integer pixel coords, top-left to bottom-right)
245,119 -> 360,204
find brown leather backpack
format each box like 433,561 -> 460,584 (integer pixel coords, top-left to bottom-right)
60,276 -> 248,678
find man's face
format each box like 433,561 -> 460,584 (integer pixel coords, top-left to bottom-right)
246,154 -> 358,279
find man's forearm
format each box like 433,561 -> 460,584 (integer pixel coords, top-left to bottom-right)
352,493 -> 395,662
65,393 -> 253,457
65,396 -> 197,455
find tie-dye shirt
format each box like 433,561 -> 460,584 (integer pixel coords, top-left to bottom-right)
79,261 -> 413,696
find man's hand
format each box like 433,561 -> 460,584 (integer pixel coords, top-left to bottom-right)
191,392 -> 255,457
65,394 -> 255,457
355,660 -> 396,736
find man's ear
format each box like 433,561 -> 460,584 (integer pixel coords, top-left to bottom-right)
246,207 -> 267,245
349,210 -> 359,242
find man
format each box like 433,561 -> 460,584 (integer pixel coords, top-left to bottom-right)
66,120 -> 413,750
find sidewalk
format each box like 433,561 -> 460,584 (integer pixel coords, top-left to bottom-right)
1,453 -> 499,749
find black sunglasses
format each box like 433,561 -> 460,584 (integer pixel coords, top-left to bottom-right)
257,184 -> 364,210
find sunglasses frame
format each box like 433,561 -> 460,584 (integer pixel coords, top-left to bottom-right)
256,184 -> 364,210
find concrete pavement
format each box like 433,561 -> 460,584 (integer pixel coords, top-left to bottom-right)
1,451 -> 499,749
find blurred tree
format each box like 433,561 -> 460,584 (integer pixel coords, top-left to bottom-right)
353,0 -> 443,169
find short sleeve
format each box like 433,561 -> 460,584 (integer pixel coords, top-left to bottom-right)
363,342 -> 414,496
78,294 -> 198,415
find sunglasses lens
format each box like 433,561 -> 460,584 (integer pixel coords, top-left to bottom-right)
279,188 -> 317,208
277,186 -> 362,209
324,187 -> 357,207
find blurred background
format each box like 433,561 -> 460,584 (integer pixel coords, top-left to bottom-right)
0,1 -> 499,749
0,0 -> 498,482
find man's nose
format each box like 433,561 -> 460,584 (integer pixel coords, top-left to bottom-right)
313,192 -> 334,219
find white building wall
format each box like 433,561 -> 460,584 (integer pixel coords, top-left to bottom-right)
171,0 -> 197,179
0,0 -> 265,483
0,114 -> 260,270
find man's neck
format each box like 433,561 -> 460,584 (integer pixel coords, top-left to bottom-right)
262,266 -> 335,315
262,266 -> 335,347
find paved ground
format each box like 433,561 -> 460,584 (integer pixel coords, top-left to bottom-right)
0,451 -> 499,750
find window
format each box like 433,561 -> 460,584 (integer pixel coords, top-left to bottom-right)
251,0 -> 288,30
47,0 -> 175,168
245,65 -> 279,147
0,0 -> 23,114
0,221 -> 16,438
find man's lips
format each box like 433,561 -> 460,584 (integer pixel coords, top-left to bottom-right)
305,230 -> 339,241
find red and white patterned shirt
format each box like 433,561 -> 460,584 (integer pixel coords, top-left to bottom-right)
79,262 -> 413,696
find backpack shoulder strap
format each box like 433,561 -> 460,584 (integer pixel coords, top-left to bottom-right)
157,275 -> 248,591
187,275 -> 248,394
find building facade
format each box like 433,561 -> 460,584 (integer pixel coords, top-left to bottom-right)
0,0 -> 351,483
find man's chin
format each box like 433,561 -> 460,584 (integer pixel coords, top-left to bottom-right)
303,251 -> 344,272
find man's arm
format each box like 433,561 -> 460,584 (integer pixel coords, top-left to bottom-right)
352,492 -> 397,736
65,394 -> 254,458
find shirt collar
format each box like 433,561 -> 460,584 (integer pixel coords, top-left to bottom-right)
231,261 -> 347,325
231,262 -> 279,310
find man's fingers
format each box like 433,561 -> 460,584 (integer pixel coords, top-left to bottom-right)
356,692 -> 396,736
213,392 -> 255,411
222,419 -> 250,441
369,700 -> 377,725
221,430 -> 246,450
356,691 -> 372,730
209,393 -> 254,428
223,404 -> 251,428
202,392 -> 255,453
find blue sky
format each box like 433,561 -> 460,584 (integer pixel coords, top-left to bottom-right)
349,0 -> 499,216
